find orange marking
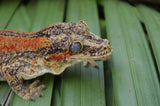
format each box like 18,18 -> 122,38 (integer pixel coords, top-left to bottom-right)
35,24 -> 55,33
0,35 -> 49,53
6,70 -> 9,74
46,51 -> 73,62
30,88 -> 34,92
30,69 -> 35,72
11,76 -> 14,79
32,60 -> 38,65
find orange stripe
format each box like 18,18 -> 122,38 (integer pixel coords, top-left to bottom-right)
0,35 -> 49,53
35,24 -> 55,33
46,51 -> 72,62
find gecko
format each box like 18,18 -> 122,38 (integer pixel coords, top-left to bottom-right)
0,21 -> 113,100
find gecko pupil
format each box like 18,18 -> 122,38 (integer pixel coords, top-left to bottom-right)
69,42 -> 82,53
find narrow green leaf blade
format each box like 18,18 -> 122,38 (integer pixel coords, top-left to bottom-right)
137,5 -> 160,73
104,1 -> 160,106
0,82 -> 10,106
28,0 -> 65,32
0,0 -> 21,28
99,19 -> 113,106
103,1 -> 137,106
7,5 -> 31,31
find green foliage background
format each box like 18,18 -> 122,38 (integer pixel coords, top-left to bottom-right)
0,0 -> 159,106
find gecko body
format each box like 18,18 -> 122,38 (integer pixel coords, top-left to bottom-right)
0,21 -> 112,100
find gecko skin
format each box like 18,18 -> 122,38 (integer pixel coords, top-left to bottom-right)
0,21 -> 112,100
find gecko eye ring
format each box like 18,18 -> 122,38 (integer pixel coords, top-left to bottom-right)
69,41 -> 83,54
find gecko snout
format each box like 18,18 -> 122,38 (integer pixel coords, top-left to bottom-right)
102,39 -> 113,55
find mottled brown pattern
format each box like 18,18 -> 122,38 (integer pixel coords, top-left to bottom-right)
0,21 -> 112,100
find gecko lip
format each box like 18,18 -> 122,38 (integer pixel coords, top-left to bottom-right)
87,47 -> 113,60
69,46 -> 113,60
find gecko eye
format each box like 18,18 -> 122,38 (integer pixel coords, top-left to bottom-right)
69,41 -> 83,54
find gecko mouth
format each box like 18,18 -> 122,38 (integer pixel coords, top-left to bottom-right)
69,47 -> 113,61
90,48 -> 113,60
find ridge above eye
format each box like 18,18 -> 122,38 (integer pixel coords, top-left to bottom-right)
69,41 -> 83,54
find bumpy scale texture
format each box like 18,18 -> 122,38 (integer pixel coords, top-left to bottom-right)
0,21 -> 113,100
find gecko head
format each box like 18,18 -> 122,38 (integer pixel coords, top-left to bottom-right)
67,21 -> 113,61
44,21 -> 112,74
